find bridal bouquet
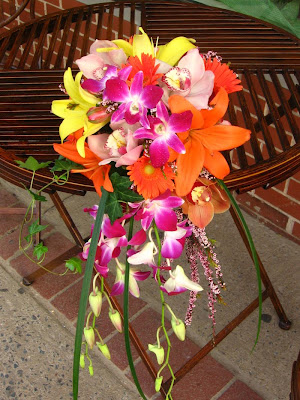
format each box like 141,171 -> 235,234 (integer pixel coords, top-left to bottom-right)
50,29 -> 254,399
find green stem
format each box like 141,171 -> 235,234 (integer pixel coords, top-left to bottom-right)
123,217 -> 147,400
73,189 -> 108,400
153,223 -> 176,397
217,179 -> 262,349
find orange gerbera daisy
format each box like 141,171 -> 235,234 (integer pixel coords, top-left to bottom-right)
168,87 -> 251,197
53,136 -> 113,197
127,155 -> 175,199
126,53 -> 163,86
204,57 -> 243,96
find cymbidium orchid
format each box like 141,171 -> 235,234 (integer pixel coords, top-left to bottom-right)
182,178 -> 230,228
104,70 -> 163,127
76,39 -> 127,80
110,258 -> 151,298
133,101 -> 192,167
162,48 -> 215,110
162,265 -> 203,295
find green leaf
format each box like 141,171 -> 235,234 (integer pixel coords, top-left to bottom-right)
66,257 -> 82,274
26,189 -> 47,202
28,220 -> 48,236
73,189 -> 108,400
15,156 -> 51,172
33,242 -> 48,260
105,191 -> 123,222
51,157 -> 82,172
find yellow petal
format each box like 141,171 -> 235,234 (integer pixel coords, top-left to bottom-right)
157,37 -> 196,66
64,68 -> 94,108
76,135 -> 87,158
59,116 -> 85,142
77,117 -> 111,157
78,81 -> 98,105
51,100 -> 86,119
112,39 -> 133,57
132,28 -> 154,60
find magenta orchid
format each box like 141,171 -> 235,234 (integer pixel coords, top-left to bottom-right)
133,190 -> 184,232
110,258 -> 151,298
133,101 -> 192,167
104,71 -> 163,127
161,221 -> 192,259
161,265 -> 203,295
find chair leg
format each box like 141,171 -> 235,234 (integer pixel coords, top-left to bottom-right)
229,206 -> 292,330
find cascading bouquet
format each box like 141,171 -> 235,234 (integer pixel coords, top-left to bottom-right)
50,28 -> 256,400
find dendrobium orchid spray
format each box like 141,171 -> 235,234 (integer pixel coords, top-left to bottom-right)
49,28 -> 259,399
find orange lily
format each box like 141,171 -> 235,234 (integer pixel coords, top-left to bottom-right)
53,135 -> 113,197
168,88 -> 251,196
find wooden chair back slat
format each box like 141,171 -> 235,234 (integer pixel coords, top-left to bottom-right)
0,0 -> 35,29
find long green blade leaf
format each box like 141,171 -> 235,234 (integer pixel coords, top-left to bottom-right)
73,189 -> 108,400
123,217 -> 147,400
217,179 -> 262,349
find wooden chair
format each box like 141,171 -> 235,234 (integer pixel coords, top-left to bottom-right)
0,0 -> 35,29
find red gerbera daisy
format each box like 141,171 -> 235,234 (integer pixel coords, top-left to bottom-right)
127,155 -> 175,199
204,57 -> 243,96
125,53 -> 163,86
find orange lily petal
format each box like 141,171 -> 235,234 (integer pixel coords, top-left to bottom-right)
188,202 -> 214,229
200,87 -> 228,128
198,125 -> 251,151
175,134 -> 205,196
168,95 -> 204,129
203,148 -> 230,179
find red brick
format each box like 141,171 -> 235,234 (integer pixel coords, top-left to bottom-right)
171,355 -> 233,399
236,192 -> 289,229
51,278 -> 84,320
292,170 -> 300,182
287,178 -> 300,201
131,308 -> 171,349
292,221 -> 300,239
45,3 -> 62,15
0,228 -> 23,260
61,0 -> 84,9
106,333 -> 139,370
218,380 -> 263,400
125,359 -> 158,398
0,187 -> 20,207
254,187 -> 300,220
0,204 -> 29,236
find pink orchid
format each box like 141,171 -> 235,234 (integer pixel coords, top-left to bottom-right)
127,242 -> 157,266
161,221 -> 192,259
162,48 -> 214,110
104,71 -> 163,127
161,265 -> 203,295
133,101 -> 192,167
133,190 -> 184,232
110,259 -> 151,298
76,40 -> 127,80
87,124 -> 143,167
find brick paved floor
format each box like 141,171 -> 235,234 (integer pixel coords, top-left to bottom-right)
0,185 -> 266,400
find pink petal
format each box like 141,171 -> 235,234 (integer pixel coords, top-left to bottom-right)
130,71 -> 143,97
141,85 -> 163,109
94,261 -> 109,278
110,281 -> 124,296
87,134 -> 110,159
168,110 -> 193,133
129,229 -> 147,246
149,139 -> 169,168
161,238 -> 183,259
105,78 -> 130,102
165,133 -> 186,154
131,270 -> 151,281
178,49 -> 205,87
102,218 -> 126,238
75,54 -> 104,80
111,103 -> 126,123
188,202 -> 214,229
156,101 -> 169,123
155,208 -> 178,231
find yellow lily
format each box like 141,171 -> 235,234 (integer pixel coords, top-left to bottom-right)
113,28 -> 196,66
51,68 -> 110,157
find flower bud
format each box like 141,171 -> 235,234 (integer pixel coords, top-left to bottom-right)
109,309 -> 122,333
84,326 -> 95,349
97,342 -> 111,360
155,376 -> 163,392
171,317 -> 186,341
87,106 -> 108,122
148,344 -> 165,365
80,354 -> 85,369
89,365 -> 94,376
89,289 -> 102,317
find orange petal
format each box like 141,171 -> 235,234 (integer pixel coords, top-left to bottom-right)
188,202 -> 214,229
210,183 -> 231,214
168,95 -> 204,129
200,87 -> 228,128
203,148 -> 230,179
199,125 -> 251,151
175,135 -> 205,196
